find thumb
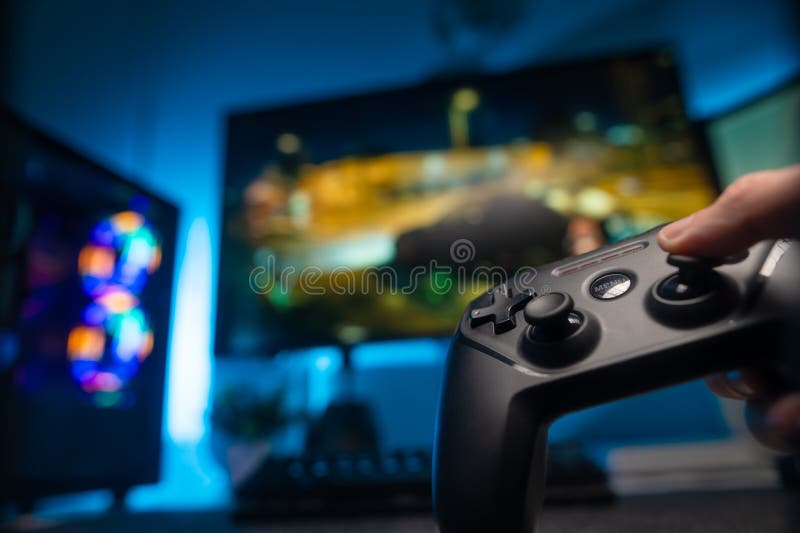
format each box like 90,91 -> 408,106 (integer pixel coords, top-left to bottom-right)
658,165 -> 800,257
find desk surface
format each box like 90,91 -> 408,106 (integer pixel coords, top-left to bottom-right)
9,489 -> 800,533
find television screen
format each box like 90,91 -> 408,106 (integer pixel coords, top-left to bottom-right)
0,109 -> 178,500
707,75 -> 800,187
216,50 -> 718,356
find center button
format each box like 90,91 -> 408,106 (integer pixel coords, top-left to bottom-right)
590,272 -> 633,300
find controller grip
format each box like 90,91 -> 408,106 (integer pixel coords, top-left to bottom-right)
434,340 -> 549,533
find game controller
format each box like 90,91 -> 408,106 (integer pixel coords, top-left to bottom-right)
433,227 -> 800,533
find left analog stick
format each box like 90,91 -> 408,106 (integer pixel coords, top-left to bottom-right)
523,292 -> 581,341
521,292 -> 599,368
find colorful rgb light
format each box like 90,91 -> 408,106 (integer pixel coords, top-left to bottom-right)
68,210 -> 162,404
79,211 -> 161,297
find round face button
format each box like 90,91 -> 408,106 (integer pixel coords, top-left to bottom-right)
590,272 -> 632,300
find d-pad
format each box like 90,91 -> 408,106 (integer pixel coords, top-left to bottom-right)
469,284 -> 535,334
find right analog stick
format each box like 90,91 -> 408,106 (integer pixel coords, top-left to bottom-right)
659,254 -> 723,300
647,253 -> 739,327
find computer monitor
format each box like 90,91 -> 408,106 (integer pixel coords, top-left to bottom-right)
216,49 -> 718,357
0,109 -> 178,504
707,75 -> 800,187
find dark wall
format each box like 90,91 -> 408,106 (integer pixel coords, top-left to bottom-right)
0,0 -> 11,102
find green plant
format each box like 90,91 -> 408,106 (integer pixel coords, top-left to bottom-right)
211,385 -> 296,441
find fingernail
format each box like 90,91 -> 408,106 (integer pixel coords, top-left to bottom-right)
660,215 -> 695,243
725,370 -> 756,398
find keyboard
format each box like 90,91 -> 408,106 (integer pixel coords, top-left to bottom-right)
233,445 -> 611,519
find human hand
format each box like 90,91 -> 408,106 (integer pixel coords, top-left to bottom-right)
658,165 -> 800,452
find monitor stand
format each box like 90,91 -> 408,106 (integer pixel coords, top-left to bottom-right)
304,343 -> 380,455
337,343 -> 356,398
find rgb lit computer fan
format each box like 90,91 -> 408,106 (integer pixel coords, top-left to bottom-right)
67,209 -> 162,406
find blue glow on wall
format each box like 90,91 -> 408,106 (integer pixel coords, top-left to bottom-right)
167,217 -> 213,443
351,338 -> 449,369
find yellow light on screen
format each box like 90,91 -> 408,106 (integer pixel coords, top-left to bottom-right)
574,187 -> 617,218
67,326 -> 105,361
515,143 -> 554,177
276,133 -> 301,154
449,88 -> 480,148
544,188 -> 574,213
452,87 -> 480,113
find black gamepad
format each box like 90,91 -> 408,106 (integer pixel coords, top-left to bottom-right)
433,227 -> 800,533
